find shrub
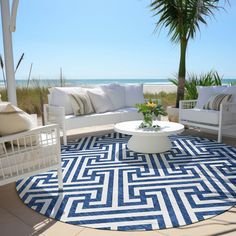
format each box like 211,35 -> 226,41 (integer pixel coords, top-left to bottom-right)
169,71 -> 222,100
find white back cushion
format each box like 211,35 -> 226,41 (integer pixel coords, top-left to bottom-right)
124,84 -> 145,107
196,86 -> 226,109
87,88 -> 114,113
222,86 -> 236,103
49,87 -> 86,115
100,83 -> 126,110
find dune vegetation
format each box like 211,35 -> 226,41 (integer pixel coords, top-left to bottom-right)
0,87 -> 48,116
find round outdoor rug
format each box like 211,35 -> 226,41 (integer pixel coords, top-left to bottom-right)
16,133 -> 236,231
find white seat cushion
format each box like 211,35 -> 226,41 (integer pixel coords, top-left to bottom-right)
181,108 -> 219,125
65,107 -> 142,130
117,107 -> 139,113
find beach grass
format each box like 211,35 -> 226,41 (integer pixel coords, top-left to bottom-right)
0,87 -> 176,115
0,87 -> 48,116
144,91 -> 176,107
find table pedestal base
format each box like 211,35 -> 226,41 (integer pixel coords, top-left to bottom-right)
127,135 -> 172,154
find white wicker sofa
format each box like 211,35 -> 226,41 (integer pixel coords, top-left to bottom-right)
179,86 -> 236,142
44,84 -> 144,145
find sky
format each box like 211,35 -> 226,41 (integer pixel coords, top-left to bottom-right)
0,0 -> 236,80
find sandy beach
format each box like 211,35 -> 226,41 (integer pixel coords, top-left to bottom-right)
143,84 -> 177,94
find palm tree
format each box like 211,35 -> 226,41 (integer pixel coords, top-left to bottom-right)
150,0 -> 227,108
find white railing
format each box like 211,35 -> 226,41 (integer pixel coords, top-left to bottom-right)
179,100 -> 197,109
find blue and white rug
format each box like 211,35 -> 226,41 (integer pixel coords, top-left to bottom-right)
16,133 -> 236,231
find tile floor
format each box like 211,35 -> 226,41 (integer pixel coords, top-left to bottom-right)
0,126 -> 236,236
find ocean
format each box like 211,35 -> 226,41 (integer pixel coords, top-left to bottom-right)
0,78 -> 236,87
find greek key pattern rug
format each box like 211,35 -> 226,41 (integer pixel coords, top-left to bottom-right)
16,133 -> 236,231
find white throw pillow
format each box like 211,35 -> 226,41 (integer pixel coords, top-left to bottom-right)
87,88 -> 114,113
0,103 -> 35,136
124,84 -> 145,107
49,87 -> 86,115
196,86 -> 226,109
100,83 -> 126,110
222,86 -> 236,103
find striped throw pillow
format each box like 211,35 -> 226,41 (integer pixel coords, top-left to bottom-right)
69,93 -> 94,116
203,93 -> 232,110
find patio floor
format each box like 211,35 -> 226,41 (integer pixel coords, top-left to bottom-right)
1,126 -> 236,236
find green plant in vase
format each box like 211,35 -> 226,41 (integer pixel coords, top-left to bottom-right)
136,99 -> 167,130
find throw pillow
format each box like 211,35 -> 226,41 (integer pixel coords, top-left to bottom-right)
124,84 -> 145,107
87,88 -> 114,113
100,83 -> 126,110
48,87 -> 87,115
195,86 -> 226,109
203,93 -> 232,111
0,103 -> 36,136
69,93 -> 94,116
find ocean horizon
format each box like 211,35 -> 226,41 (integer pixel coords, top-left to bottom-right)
0,78 -> 236,87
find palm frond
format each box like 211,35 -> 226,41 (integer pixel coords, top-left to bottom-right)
150,0 -> 227,42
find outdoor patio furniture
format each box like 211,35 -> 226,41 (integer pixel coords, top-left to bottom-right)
179,86 -> 236,142
0,124 -> 63,189
44,84 -> 144,145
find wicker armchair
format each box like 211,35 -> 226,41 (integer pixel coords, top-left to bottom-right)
0,124 -> 63,189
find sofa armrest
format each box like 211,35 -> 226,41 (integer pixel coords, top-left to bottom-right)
222,102 -> 236,113
43,104 -> 66,129
44,104 -> 68,145
0,124 -> 59,144
179,100 -> 197,109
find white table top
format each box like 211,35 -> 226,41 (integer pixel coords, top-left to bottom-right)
114,120 -> 184,137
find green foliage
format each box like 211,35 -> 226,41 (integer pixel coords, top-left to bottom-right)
136,99 -> 167,129
150,0 -> 224,43
136,99 -> 167,117
144,92 -> 176,108
169,71 -> 223,100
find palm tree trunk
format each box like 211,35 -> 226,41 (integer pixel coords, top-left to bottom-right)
176,38 -> 187,108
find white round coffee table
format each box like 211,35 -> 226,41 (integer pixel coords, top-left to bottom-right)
114,120 -> 184,154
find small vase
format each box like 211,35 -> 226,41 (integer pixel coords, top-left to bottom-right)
143,113 -> 153,127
